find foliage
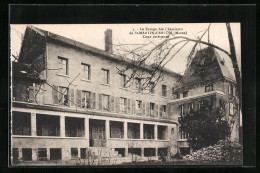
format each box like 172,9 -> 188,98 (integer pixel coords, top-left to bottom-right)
179,100 -> 231,151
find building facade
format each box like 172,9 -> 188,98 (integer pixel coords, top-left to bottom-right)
168,47 -> 240,155
11,26 -> 182,164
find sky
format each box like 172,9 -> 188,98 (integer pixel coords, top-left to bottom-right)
10,23 -> 241,75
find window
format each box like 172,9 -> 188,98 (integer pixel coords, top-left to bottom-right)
162,85 -> 167,97
229,84 -> 234,96
120,74 -> 126,88
81,63 -> 90,80
229,102 -> 234,115
205,85 -> 213,92
103,95 -> 110,111
59,86 -> 68,106
102,69 -> 109,84
65,117 -> 85,137
172,87 -> 175,96
198,100 -> 205,110
176,93 -> 180,99
82,91 -> 91,108
22,148 -> 32,161
50,148 -> 62,160
58,57 -> 68,75
188,102 -> 194,112
71,148 -> 78,159
120,97 -> 127,113
179,104 -> 184,117
136,100 -> 142,115
127,123 -> 140,139
135,78 -> 142,91
36,114 -> 60,136
162,105 -> 167,113
143,124 -> 154,139
38,148 -> 47,161
12,111 -> 31,135
150,102 -> 155,116
183,91 -> 188,98
149,82 -> 155,94
110,121 -> 124,138
136,100 -> 142,110
161,105 -> 167,118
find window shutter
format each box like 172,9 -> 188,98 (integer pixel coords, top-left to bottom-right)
52,85 -> 59,105
110,96 -> 114,112
98,94 -> 103,111
124,99 -> 127,114
127,99 -> 131,114
76,89 -> 82,107
69,88 -> 74,107
28,86 -> 35,103
228,85 -> 231,94
155,104 -> 158,117
159,105 -> 162,117
91,92 -> 96,109
132,99 -> 135,115
116,97 -> 120,113
143,102 -> 145,116
146,102 -> 150,116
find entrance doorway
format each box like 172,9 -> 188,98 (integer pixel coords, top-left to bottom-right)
89,119 -> 106,147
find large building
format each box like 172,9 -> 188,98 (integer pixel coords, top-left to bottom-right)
168,47 -> 240,155
11,26 -> 240,164
11,26 -> 182,164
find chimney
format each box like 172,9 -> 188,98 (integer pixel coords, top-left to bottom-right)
105,29 -> 113,53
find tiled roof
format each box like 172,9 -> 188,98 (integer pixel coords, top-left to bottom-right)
176,47 -> 236,89
28,25 -> 182,78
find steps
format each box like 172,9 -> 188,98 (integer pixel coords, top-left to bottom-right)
88,147 -> 120,158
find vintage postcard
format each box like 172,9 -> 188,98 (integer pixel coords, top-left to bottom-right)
10,23 -> 242,166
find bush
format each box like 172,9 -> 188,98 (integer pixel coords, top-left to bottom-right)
179,100 -> 231,151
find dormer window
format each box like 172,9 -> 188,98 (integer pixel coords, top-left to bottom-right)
183,91 -> 188,98
205,84 -> 213,92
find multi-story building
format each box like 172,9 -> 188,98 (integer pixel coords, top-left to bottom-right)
11,26 -> 182,164
168,47 -> 240,155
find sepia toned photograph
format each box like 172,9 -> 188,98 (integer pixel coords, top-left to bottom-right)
10,23 -> 242,166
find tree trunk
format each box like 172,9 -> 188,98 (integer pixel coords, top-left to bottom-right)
226,23 -> 242,142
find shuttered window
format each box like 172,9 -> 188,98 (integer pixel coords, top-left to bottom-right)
150,103 -> 155,117
136,100 -> 142,116
120,97 -> 127,114
103,95 -> 110,111
82,91 -> 91,109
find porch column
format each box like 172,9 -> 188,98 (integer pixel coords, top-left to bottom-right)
31,113 -> 37,136
141,147 -> 144,157
85,118 -> 89,140
124,121 -> 127,139
46,148 -> 50,160
155,147 -> 158,157
60,116 -> 65,137
32,148 -> 38,161
106,120 -> 110,140
140,123 -> 143,139
18,148 -> 22,161
125,147 -> 128,157
154,124 -> 158,140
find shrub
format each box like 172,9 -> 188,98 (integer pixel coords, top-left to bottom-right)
179,100 -> 231,151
